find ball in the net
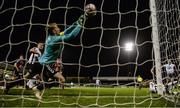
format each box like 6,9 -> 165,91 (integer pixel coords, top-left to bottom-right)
85,3 -> 97,16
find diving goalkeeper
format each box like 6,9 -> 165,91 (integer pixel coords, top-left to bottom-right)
33,14 -> 92,99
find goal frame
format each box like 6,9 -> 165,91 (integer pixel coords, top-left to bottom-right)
150,0 -> 164,95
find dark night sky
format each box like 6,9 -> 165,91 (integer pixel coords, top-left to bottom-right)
0,0 -> 153,79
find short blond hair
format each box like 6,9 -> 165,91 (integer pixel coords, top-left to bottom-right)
45,23 -> 58,35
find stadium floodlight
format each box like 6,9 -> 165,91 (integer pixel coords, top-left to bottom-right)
124,42 -> 134,52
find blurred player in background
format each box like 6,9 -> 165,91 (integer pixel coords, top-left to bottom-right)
13,55 -> 25,79
24,42 -> 44,97
95,79 -> 101,88
149,81 -> 157,93
163,60 -> 176,83
25,42 -> 44,79
3,55 -> 26,94
163,60 -> 177,93
137,75 -> 143,89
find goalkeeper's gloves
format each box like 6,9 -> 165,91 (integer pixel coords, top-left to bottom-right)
77,14 -> 88,26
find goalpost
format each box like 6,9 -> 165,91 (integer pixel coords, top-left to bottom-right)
150,0 -> 180,95
150,0 -> 164,95
0,0 -> 180,107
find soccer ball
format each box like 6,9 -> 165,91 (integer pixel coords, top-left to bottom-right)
85,3 -> 97,17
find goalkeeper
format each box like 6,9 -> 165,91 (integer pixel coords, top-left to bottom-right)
33,14 -> 90,99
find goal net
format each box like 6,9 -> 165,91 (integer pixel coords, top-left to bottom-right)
0,0 -> 179,107
150,0 -> 180,103
153,0 -> 180,78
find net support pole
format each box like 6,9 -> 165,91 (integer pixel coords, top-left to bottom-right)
150,0 -> 164,95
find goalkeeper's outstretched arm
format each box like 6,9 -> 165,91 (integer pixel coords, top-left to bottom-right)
46,3 -> 97,43
49,14 -> 91,43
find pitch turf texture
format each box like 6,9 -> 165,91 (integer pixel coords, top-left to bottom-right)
0,87 -> 179,107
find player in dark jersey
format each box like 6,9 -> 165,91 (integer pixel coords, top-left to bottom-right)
3,55 -> 26,94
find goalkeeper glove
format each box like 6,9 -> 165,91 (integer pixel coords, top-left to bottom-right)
77,15 -> 88,26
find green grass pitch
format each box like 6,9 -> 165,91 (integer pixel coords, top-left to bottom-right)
0,87 -> 179,107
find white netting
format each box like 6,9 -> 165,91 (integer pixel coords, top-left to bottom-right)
151,0 -> 180,103
156,0 -> 179,70
0,0 -> 179,107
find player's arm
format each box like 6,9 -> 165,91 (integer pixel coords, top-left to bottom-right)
30,47 -> 41,55
14,62 -> 19,71
30,47 -> 37,53
62,21 -> 82,41
51,15 -> 86,43
51,25 -> 81,43
30,47 -> 39,54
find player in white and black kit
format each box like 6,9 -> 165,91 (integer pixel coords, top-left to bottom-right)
24,42 -> 44,98
25,42 -> 44,79
163,60 -> 176,80
149,82 -> 157,93
163,60 -> 177,93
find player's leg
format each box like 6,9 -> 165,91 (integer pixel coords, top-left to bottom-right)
31,64 -> 45,100
26,74 -> 41,89
32,86 -> 42,100
166,72 -> 176,94
54,72 -> 65,83
24,63 -> 42,79
166,73 -> 170,83
32,64 -> 58,99
3,78 -> 24,94
32,64 -> 65,99
3,68 -> 24,94
53,72 -> 65,89
41,66 -> 63,89
171,72 -> 178,89
39,64 -> 65,89
23,63 -> 43,99
165,73 -> 171,93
